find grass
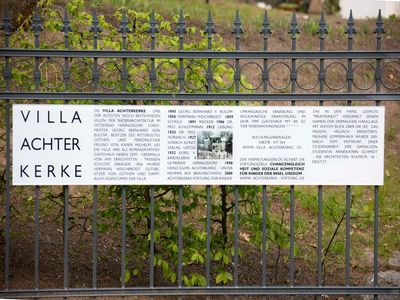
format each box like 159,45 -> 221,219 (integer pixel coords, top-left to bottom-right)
89,0 -> 328,37
101,0 -> 278,25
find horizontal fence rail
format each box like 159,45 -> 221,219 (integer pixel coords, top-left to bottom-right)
1,92 -> 399,101
2,286 -> 400,298
1,2 -> 400,299
1,49 -> 400,59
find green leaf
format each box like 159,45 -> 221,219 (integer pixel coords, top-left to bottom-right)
124,270 -> 130,283
214,75 -> 223,83
157,258 -> 163,267
191,252 -> 199,263
214,250 -> 223,261
198,231 -> 207,241
183,275 -> 189,286
170,271 -> 177,283
132,268 -> 140,276
223,253 -> 229,265
162,260 -> 169,273
216,271 -> 233,284
154,230 -> 160,241
197,274 -> 207,287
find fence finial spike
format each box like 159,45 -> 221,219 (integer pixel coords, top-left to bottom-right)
348,9 -> 354,23
121,8 -> 128,24
31,5 -> 43,35
345,9 -> 356,37
377,9 -> 383,23
234,10 -> 241,24
317,10 -> 328,38
263,10 -> 269,23
2,4 -> 10,21
319,10 -> 326,25
63,7 -> 69,20
0,4 -> 13,35
288,10 -> 299,38
374,9 -> 385,39
232,10 -> 243,37
118,9 -> 131,34
148,10 -> 159,36
179,8 -> 184,22
61,7 -> 72,34
204,10 -> 216,36
150,9 -> 156,24
291,10 -> 297,24
260,10 -> 272,36
90,9 -> 102,34
175,9 -> 187,36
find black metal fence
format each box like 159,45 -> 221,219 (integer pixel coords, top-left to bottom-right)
1,3 -> 400,299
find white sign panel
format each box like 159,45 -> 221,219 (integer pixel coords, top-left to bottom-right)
13,105 -> 385,186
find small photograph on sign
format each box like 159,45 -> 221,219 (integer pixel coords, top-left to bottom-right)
197,131 -> 233,160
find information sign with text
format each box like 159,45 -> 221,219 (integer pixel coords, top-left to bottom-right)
13,105 -> 385,185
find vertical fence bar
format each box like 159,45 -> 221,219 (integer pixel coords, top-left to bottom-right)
147,10 -> 158,288
61,8 -> 73,293
345,10 -> 356,105
92,186 -> 98,288
232,10 -> 242,106
373,9 -> 385,300
344,11 -> 356,291
89,9 -> 102,290
32,6 -> 42,291
261,185 -> 267,287
3,100 -> 10,289
373,185 -> 379,299
345,185 -> 351,287
261,11 -> 271,100
260,12 -> 271,290
61,7 -> 71,100
205,185 -> 212,286
176,9 -> 186,97
118,9 -> 131,290
34,187 -> 40,290
204,11 -> 215,289
32,7 -> 42,91
177,186 -> 184,288
175,10 -> 187,289
149,10 -> 158,95
234,186 -> 240,287
63,186 -> 69,291
121,187 -> 127,288
232,11 -> 243,288
3,94 -> 10,290
119,9 -> 131,92
90,10 -> 101,92
205,10 -> 215,97
149,186 -> 155,288
289,11 -> 299,106
288,11 -> 299,288
317,186 -> 323,287
317,10 -> 327,105
317,11 -> 328,292
0,5 -> 12,289
289,186 -> 295,286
